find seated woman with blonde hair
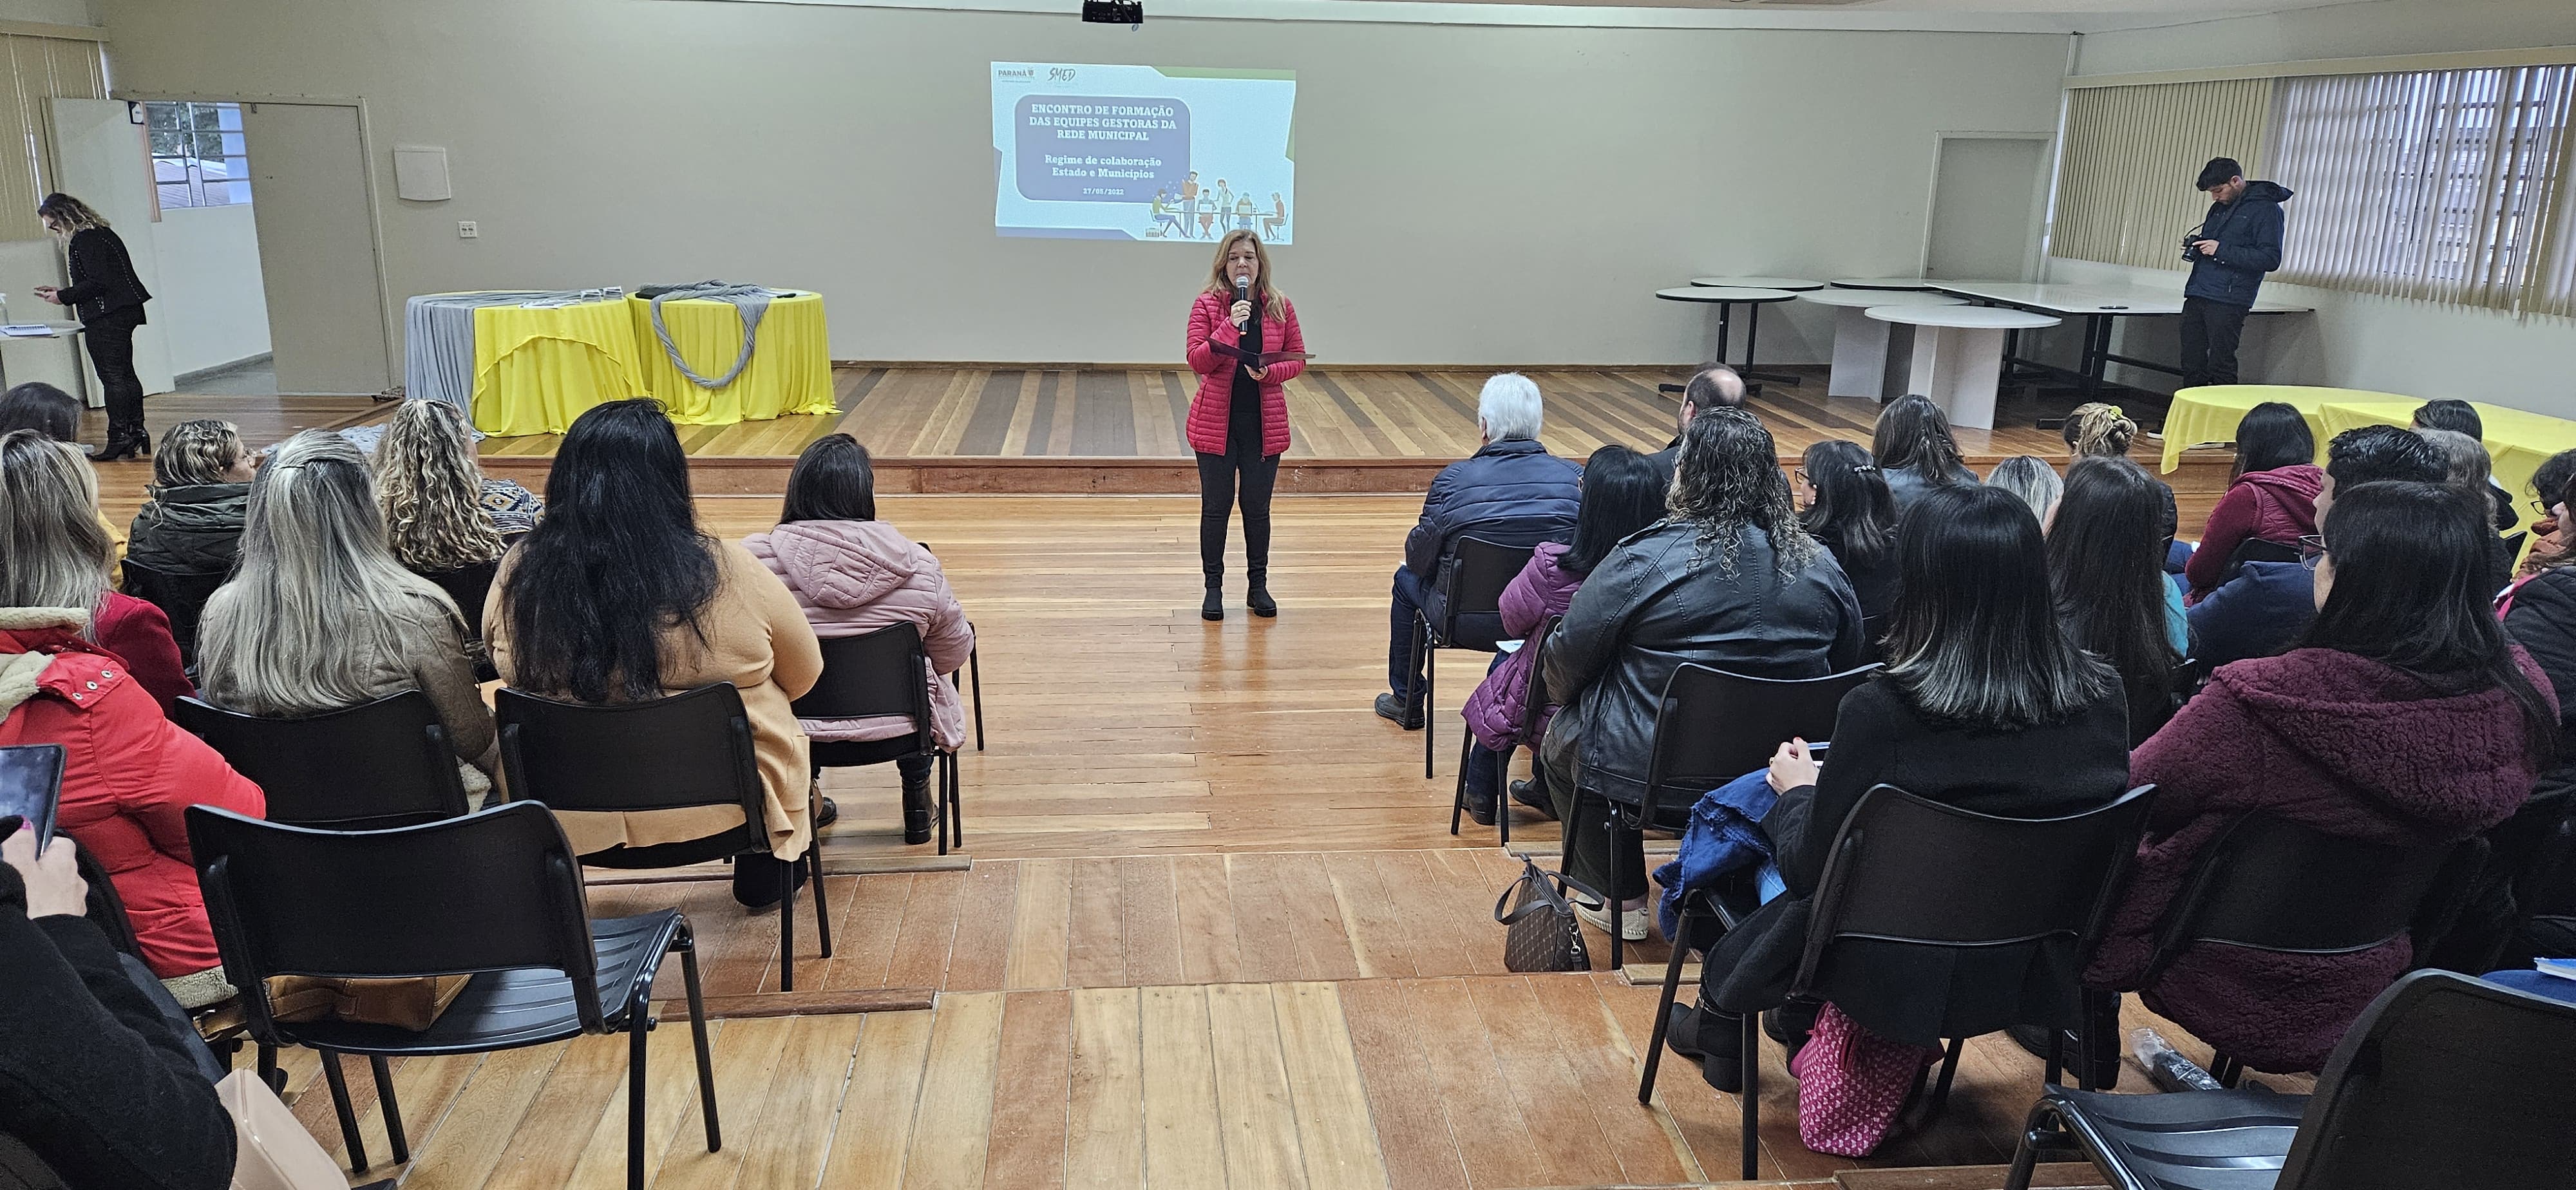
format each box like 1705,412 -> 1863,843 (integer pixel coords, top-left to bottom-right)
128,419 -> 256,579
0,430 -> 188,709
195,430 -> 500,800
373,398 -> 540,571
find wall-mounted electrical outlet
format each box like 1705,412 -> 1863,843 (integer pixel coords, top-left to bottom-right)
457,221 -> 478,238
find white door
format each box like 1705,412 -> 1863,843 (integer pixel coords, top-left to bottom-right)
46,97 -> 176,397
1924,135 -> 2050,281
242,102 -> 391,395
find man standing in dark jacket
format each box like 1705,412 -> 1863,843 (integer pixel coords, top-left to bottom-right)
2181,158 -> 2291,389
1376,373 -> 1581,727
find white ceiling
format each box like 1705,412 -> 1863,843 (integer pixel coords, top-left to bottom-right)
1341,0 -> 2373,33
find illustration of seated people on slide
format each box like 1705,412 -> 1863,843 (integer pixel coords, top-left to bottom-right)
992,62 -> 1296,243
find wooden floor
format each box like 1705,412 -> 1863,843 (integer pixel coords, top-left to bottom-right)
461,365 -> 2093,464
80,396 -> 2260,1190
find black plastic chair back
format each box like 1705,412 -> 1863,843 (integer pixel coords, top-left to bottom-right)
494,683 -> 765,821
118,559 -> 226,665
1797,783 -> 2158,1035
419,559 -> 500,641
2230,536 -> 2304,568
1437,536 -> 1532,632
2501,529 -> 2530,558
2276,970 -> 2576,1190
173,692 -> 470,831
1634,663 -> 1879,824
791,623 -> 934,754
185,802 -> 605,1040
2146,813 -> 2457,981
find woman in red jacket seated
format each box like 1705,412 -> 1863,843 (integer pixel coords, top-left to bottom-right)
2183,401 -> 2322,602
0,603 -> 264,1006
0,430 -> 189,710
2090,478 -> 2556,1073
1184,229 -> 1305,622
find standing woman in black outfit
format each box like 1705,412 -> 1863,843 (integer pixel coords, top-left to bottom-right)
33,193 -> 153,462
1184,230 -> 1306,621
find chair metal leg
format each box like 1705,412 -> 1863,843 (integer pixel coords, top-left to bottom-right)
679,923 -> 721,1153
372,1055 -> 408,1164
1423,634 -> 1437,779
1739,1008 -> 1761,1182
1496,742 -> 1512,846
947,751 -> 963,849
2044,1027 -> 2065,1086
256,1042 -> 283,1095
810,847 -> 834,959
1926,1036 -> 1965,1117
628,1006 -> 649,1190
2212,1052 -> 2243,1088
936,753 -> 951,856
2005,1101 -> 2074,1190
1449,730 -> 1474,836
779,853 -> 798,992
1638,904 -> 1697,1103
1609,892 -> 1624,972
969,640 -> 985,751
319,1050 -> 370,1173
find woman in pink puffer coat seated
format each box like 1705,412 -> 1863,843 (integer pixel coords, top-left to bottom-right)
1457,445 -> 1668,827
744,434 -> 974,845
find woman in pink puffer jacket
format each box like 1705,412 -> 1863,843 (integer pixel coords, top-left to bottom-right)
744,435 -> 974,845
1457,445 -> 1668,826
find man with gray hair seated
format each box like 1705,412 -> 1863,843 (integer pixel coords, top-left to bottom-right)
1376,373 -> 1583,728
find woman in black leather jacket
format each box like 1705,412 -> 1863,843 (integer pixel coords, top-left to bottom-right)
33,194 -> 153,461
1540,408 -> 1868,939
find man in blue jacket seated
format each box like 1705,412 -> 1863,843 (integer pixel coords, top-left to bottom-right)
2186,558 -> 2314,670
2181,156 -> 2293,389
1376,373 -> 1582,728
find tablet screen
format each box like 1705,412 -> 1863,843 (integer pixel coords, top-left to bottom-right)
0,744 -> 66,847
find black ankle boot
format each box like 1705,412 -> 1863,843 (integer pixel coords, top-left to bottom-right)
900,775 -> 934,845
1246,574 -> 1276,618
91,435 -> 140,463
1669,1002 -> 1746,1092
1202,584 -> 1225,621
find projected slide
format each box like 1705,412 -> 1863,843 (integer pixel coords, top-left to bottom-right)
992,62 -> 1296,243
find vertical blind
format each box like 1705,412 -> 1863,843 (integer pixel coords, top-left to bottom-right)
2052,79 -> 2275,270
2271,66 -> 2576,311
2056,63 -> 2576,318
0,32 -> 106,243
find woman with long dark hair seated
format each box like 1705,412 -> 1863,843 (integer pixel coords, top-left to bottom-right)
744,434 -> 974,845
2183,401 -> 2320,601
1869,395 -> 1978,519
1540,410 -> 1868,941
1457,444 -> 1667,826
2090,480 -> 2557,1074
487,400 -> 824,907
2049,457 -> 2187,745
1795,439 -> 1899,647
1667,484 -> 2132,1091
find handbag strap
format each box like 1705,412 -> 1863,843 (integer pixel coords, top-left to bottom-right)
1494,860 -> 1607,924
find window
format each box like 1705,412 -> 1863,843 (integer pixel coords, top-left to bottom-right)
146,100 -> 251,208
2268,66 -> 2575,310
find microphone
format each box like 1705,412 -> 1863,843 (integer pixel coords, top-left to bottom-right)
1235,274 -> 1251,303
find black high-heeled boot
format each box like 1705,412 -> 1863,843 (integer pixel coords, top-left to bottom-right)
1202,583 -> 1225,621
1246,571 -> 1276,618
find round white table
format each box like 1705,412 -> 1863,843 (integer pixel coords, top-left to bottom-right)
1866,305 -> 2060,430
1655,286 -> 1801,390
1829,277 -> 1937,291
1690,276 -> 1825,292
1799,290 -> 1967,400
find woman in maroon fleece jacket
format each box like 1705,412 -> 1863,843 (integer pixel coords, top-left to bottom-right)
2184,401 -> 2323,601
2092,480 -> 2556,1073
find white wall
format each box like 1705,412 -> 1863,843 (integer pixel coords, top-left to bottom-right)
2072,0 -> 2576,77
148,202 -> 269,375
95,0 -> 2071,367
0,0 -> 98,26
2061,0 -> 2576,417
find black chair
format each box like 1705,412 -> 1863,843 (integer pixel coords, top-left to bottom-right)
793,622 -> 963,855
417,558 -> 500,642
118,559 -> 226,667
185,802 -> 717,1187
2502,528 -> 2530,558
1645,782 -> 2157,1180
1596,663 -> 1879,969
2140,812 -> 2461,1085
2004,968 -> 2576,1190
1410,536 -> 1538,779
173,691 -> 471,831
1450,614 -> 1561,846
911,544 -> 985,752
495,682 -> 832,992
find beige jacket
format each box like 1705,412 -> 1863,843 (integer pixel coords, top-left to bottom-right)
486,541 -> 823,859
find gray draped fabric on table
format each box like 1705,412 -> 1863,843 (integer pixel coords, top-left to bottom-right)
401,290 -> 619,413
641,281 -> 784,390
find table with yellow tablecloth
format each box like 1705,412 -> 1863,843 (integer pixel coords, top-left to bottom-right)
468,297 -> 651,437
627,291 -> 836,426
2157,385 -> 2418,474
2315,400 -> 2576,509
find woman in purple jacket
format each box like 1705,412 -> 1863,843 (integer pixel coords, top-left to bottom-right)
2090,479 -> 2557,1073
1458,446 -> 1666,826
